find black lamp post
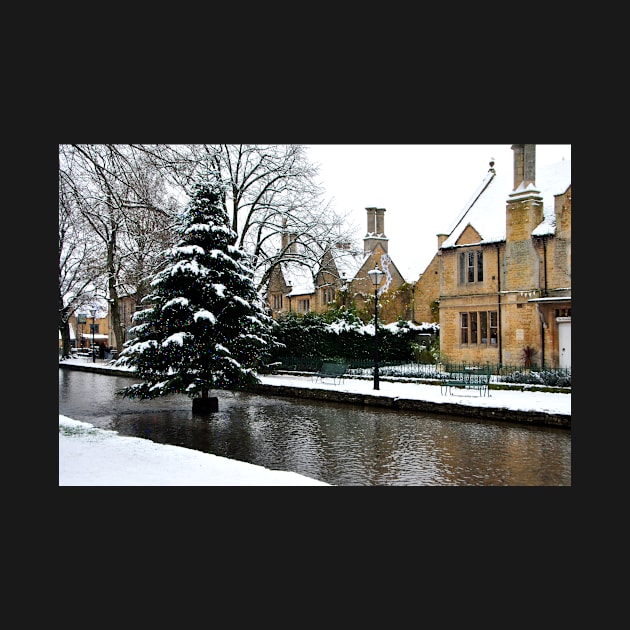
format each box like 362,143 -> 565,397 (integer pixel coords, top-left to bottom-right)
341,274 -> 349,309
367,263 -> 384,390
90,308 -> 96,363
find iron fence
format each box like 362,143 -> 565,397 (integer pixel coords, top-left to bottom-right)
273,356 -> 571,387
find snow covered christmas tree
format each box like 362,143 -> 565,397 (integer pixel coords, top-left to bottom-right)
115,176 -> 277,412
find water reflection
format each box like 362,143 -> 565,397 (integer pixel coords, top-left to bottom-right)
59,368 -> 571,486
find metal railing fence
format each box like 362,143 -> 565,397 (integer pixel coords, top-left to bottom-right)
272,356 -> 571,387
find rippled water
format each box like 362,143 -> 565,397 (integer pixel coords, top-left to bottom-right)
58,368 -> 571,486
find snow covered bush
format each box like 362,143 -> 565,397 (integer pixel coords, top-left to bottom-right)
499,370 -> 571,387
271,311 -> 438,363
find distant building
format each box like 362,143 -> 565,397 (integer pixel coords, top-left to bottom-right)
63,294 -> 139,353
65,303 -> 112,350
267,207 -> 409,323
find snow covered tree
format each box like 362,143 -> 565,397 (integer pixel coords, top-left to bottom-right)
115,176 -> 278,412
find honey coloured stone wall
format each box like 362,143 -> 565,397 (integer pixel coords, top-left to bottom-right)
438,292 -> 502,365
440,243 -> 501,297
413,254 -> 441,323
378,283 -> 414,323
504,195 -> 544,292
555,186 -> 571,240
437,244 -> 502,365
544,188 -> 572,291
267,265 -> 291,319
347,246 -> 408,324
498,300 -> 541,366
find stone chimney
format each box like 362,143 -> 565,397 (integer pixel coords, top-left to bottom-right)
504,144 -> 543,288
281,217 -> 298,254
375,208 -> 385,234
511,144 -> 536,190
282,233 -> 298,254
364,207 -> 388,253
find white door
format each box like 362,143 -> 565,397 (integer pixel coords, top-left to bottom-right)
557,319 -> 571,369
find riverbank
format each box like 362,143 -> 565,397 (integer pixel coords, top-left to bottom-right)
59,358 -> 570,428
59,414 -> 331,486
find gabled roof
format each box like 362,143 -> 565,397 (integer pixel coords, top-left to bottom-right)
330,248 -> 370,282
279,248 -> 372,297
280,261 -> 315,297
441,159 -> 571,249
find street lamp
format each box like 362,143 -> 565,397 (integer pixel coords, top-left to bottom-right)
341,273 -> 349,308
90,307 -> 96,363
367,263 -> 384,390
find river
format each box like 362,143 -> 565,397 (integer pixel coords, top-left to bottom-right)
58,368 -> 571,486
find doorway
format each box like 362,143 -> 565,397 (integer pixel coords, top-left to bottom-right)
557,318 -> 571,369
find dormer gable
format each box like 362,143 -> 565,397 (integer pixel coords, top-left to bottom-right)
454,224 -> 483,247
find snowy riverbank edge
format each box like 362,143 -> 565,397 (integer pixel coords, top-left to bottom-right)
58,359 -> 570,428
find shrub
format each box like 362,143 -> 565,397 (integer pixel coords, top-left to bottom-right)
499,369 -> 571,387
270,312 -> 438,363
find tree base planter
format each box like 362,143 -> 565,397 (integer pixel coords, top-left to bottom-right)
192,397 -> 219,413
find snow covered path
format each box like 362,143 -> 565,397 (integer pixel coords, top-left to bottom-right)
257,373 -> 571,417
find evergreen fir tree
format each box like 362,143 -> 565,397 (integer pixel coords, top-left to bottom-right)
115,176 -> 278,405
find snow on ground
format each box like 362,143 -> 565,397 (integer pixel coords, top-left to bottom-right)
257,374 -> 571,416
59,415 -> 330,486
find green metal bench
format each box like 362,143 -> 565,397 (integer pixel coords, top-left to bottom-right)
313,361 -> 348,385
440,366 -> 490,396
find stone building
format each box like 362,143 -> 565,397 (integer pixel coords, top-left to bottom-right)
64,303 -> 112,350
415,144 -> 571,369
267,207 -> 409,323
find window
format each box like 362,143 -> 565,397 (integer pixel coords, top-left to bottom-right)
321,287 -> 335,304
272,294 -> 283,310
489,311 -> 498,345
470,312 -> 478,344
477,250 -> 483,282
460,310 -> 497,346
298,299 -> 310,313
459,249 -> 484,284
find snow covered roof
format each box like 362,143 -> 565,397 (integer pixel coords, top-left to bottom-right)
440,159 -> 571,250
73,297 -> 110,320
281,261 -> 315,297
330,248 -> 370,282
278,248 -> 369,297
81,333 -> 109,340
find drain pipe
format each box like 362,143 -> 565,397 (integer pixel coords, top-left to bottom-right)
538,304 -> 546,369
542,236 -> 549,298
495,244 -> 502,365
540,237 -> 549,367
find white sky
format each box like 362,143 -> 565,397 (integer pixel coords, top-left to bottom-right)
59,359 -> 570,486
305,144 -> 572,281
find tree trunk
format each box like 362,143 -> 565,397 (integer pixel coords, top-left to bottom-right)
108,274 -> 123,352
193,397 -> 218,413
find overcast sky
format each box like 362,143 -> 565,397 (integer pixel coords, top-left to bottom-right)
305,144 -> 571,281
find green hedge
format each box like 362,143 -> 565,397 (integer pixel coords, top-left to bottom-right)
269,311 -> 438,363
